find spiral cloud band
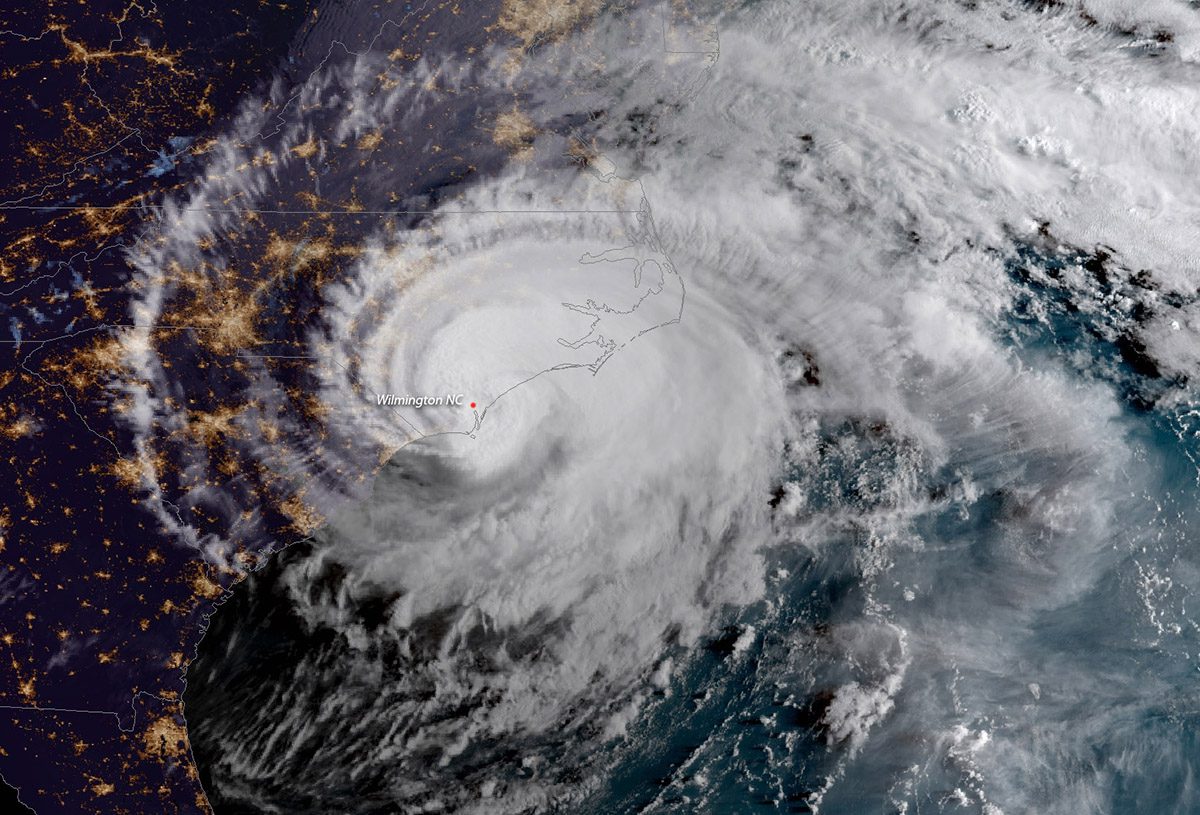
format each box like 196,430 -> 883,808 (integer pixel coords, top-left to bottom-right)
115,0 -> 1200,812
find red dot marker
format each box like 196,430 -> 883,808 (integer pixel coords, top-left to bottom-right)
469,402 -> 477,409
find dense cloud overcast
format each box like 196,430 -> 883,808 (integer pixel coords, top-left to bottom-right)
156,1 -> 1200,812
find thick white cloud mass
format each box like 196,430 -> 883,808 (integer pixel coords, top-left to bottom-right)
597,2 -> 1200,812
291,165 -> 784,775
156,0 -> 1200,812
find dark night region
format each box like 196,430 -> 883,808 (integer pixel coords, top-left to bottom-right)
0,778 -> 35,815
0,0 -> 317,811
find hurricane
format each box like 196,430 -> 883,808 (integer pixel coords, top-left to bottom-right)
115,0 -> 1200,812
